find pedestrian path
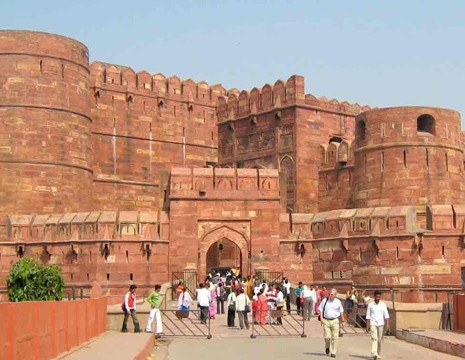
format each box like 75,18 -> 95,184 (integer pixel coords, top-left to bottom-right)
58,331 -> 154,360
397,328 -> 465,359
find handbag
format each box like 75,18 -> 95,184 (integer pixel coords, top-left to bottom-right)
244,304 -> 251,313
176,310 -> 189,319
300,298 -> 305,305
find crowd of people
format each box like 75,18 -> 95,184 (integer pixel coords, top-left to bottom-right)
121,277 -> 390,360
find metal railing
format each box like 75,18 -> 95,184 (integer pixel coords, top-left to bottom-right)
254,271 -> 283,285
160,309 -> 212,339
172,271 -> 198,299
250,309 -> 306,338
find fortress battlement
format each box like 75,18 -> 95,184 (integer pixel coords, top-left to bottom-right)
169,167 -> 279,199
90,61 -> 227,107
286,204 -> 465,242
216,75 -> 370,123
5,210 -> 167,244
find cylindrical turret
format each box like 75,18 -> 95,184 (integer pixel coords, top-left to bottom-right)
0,30 -> 92,217
352,106 -> 464,208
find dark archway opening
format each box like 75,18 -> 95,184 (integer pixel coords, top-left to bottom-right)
417,114 -> 436,135
206,238 -> 242,277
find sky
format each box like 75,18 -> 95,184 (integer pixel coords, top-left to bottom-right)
2,0 -> 465,123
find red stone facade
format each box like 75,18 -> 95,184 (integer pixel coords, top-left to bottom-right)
0,30 -> 464,302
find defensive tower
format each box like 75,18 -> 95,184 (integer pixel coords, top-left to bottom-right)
352,106 -> 465,208
0,31 -> 92,219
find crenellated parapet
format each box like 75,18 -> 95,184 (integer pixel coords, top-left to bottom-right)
216,74 -> 371,123
216,75 -> 305,122
279,204 -> 465,242
6,211 -> 164,244
90,61 -> 227,106
169,167 -> 279,199
305,94 -> 371,117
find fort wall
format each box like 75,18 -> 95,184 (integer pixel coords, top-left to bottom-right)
90,62 -> 223,211
0,211 -> 169,300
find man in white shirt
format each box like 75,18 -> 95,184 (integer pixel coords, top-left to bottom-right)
366,290 -> 390,360
318,288 -> 345,358
196,283 -> 211,324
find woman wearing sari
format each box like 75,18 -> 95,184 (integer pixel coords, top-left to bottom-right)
257,288 -> 268,325
209,283 -> 217,319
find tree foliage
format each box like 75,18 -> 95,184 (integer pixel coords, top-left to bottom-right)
6,257 -> 65,302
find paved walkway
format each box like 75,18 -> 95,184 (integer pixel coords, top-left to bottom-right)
58,332 -> 154,360
168,335 -> 462,360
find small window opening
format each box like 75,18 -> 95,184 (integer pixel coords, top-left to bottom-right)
106,273 -> 110,280
86,273 -> 90,281
386,219 -> 390,229
70,273 -> 74,281
417,114 -> 436,135
61,64 -> 64,79
442,246 -> 445,257
357,120 -> 366,141
403,150 -> 407,168
396,246 -> 399,259
39,60 -> 43,72
130,273 -> 133,281
445,152 -> 449,171
426,149 -> 429,168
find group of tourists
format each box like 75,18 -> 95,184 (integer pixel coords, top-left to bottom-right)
121,279 -> 390,360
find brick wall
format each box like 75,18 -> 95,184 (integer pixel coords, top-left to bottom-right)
0,297 -> 107,360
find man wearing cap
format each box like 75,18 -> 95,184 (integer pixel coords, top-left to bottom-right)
318,288 -> 345,358
122,284 -> 141,333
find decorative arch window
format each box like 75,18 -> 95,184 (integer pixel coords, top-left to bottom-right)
417,114 -> 436,135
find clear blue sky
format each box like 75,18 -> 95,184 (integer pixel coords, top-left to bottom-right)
2,0 -> 465,124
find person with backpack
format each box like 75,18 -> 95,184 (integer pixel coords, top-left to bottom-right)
121,284 -> 141,333
216,282 -> 226,314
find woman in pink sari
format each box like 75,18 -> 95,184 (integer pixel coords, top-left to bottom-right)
209,283 -> 218,319
257,288 -> 268,325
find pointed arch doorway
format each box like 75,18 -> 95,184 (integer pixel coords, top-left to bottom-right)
206,238 -> 242,276
199,225 -> 249,280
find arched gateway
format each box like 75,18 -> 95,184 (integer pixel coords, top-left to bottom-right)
199,225 -> 249,280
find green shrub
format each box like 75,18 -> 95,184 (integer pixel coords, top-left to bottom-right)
6,257 -> 65,302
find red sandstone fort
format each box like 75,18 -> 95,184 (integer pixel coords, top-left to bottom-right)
0,30 -> 464,303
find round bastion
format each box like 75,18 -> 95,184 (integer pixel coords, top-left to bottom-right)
352,106 -> 465,208
0,30 -> 92,216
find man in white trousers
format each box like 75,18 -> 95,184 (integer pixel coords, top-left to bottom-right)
145,284 -> 163,338
366,290 -> 390,360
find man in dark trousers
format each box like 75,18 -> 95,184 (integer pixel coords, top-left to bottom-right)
122,284 -> 141,333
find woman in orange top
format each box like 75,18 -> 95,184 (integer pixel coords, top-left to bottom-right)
257,288 -> 268,325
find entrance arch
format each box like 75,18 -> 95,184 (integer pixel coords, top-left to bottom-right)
206,238 -> 242,275
199,225 -> 249,280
